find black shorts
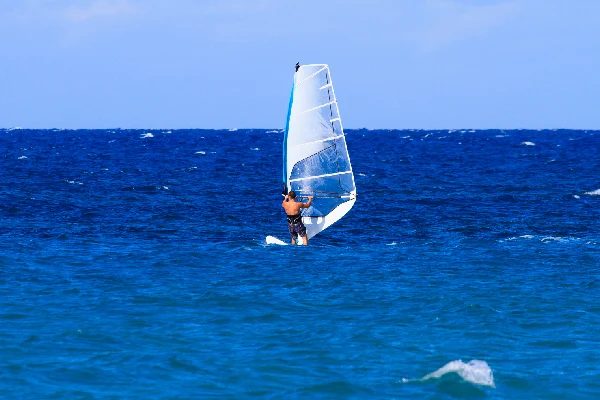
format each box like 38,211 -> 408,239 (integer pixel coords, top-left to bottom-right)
288,221 -> 307,239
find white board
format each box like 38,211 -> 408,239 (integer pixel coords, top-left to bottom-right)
265,236 -> 287,246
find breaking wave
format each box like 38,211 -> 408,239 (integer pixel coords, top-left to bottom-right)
402,359 -> 495,388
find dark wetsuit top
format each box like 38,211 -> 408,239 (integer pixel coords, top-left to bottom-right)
286,213 -> 306,238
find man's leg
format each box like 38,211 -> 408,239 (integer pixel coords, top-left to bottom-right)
299,225 -> 308,246
291,237 -> 297,245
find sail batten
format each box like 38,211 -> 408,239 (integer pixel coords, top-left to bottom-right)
291,134 -> 345,148
290,101 -> 337,118
295,66 -> 328,87
282,63 -> 356,240
289,170 -> 353,183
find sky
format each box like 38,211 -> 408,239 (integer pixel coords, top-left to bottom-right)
1,0 -> 599,129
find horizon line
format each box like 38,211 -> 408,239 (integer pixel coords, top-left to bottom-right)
2,127 -> 599,132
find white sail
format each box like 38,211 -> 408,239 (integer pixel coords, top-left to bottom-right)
283,64 -> 356,239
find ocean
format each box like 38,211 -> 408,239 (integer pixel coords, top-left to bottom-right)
1,128 -> 599,399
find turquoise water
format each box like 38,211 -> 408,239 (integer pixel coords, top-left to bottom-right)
1,128 -> 599,398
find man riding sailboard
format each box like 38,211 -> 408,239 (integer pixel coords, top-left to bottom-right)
265,62 -> 356,246
282,190 -> 313,245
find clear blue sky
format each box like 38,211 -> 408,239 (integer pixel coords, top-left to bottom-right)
1,0 -> 599,129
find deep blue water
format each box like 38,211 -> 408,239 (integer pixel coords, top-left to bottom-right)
1,128 -> 600,399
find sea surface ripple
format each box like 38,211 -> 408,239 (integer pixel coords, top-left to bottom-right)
1,128 -> 599,399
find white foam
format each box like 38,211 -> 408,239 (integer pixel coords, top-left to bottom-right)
541,236 -> 575,243
358,173 -> 366,176
163,186 -> 169,190
266,130 -> 279,133
584,189 -> 600,196
501,234 -> 536,242
496,135 -> 507,138
251,148 -> 259,151
18,156 -> 27,159
195,151 -> 206,155
401,136 -> 411,139
140,133 -> 153,138
229,128 -> 238,132
574,195 -> 580,199
403,360 -> 494,388
386,242 -> 397,246
521,141 -> 535,146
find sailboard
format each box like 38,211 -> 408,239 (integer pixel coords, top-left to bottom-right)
265,235 -> 288,246
268,63 -> 356,244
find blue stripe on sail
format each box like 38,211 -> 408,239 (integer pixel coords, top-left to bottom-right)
282,75 -> 296,189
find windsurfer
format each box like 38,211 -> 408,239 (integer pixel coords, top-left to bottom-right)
282,190 -> 313,245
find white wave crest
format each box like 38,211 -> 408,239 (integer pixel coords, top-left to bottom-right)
541,236 -> 576,243
584,189 -> 600,196
521,141 -> 535,146
195,151 -> 206,155
502,234 -> 580,243
251,148 -> 259,151
403,360 -> 494,388
140,133 -> 153,138
18,156 -> 28,159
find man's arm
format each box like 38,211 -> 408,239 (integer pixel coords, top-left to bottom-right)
282,194 -> 289,207
301,196 -> 313,208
